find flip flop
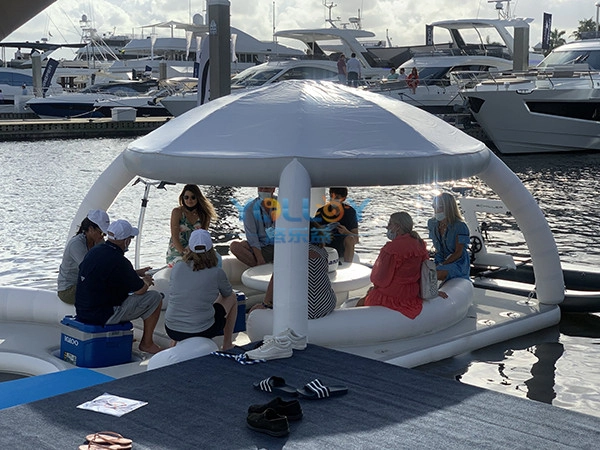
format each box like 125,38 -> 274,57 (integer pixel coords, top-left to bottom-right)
84,431 -> 132,449
296,378 -> 348,399
253,376 -> 298,396
79,444 -> 132,450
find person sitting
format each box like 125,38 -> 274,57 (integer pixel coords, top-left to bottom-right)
314,187 -> 359,263
397,67 -> 407,80
165,229 -> 238,350
386,68 -> 400,81
250,221 -> 336,319
407,67 -> 419,94
166,184 -> 216,266
57,209 -> 110,304
427,192 -> 471,281
230,187 -> 277,267
356,212 -> 433,319
75,219 -> 163,354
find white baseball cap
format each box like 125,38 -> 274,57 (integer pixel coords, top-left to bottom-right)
87,209 -> 110,234
188,229 -> 213,253
107,219 -> 139,241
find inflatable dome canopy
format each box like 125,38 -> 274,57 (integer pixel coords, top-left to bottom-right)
124,80 -> 491,187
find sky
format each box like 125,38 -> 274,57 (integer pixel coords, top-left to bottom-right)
3,0 -> 598,59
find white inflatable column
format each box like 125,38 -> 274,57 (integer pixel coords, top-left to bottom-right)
478,152 -> 564,304
273,159 -> 311,337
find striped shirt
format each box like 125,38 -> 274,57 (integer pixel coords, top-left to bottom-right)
308,244 -> 337,319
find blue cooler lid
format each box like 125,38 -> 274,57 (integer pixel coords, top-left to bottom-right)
61,315 -> 132,332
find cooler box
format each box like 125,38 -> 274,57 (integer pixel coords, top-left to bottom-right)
111,107 -> 136,122
60,316 -> 133,368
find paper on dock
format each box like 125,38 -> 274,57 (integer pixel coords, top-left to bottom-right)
76,393 -> 147,417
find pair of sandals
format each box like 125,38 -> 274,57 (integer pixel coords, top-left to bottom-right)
254,376 -> 348,399
79,431 -> 132,450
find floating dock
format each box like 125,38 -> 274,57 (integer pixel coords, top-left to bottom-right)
0,114 -> 171,141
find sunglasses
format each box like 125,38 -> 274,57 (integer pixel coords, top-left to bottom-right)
184,195 -> 196,200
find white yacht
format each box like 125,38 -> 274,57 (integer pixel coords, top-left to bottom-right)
160,58 -> 340,116
367,17 -> 542,114
159,26 -> 391,116
460,39 -> 600,154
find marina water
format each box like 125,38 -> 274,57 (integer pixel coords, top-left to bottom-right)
0,138 -> 598,417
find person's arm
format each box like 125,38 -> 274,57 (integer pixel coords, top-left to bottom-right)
133,274 -> 153,295
369,248 -> 395,288
244,200 -> 265,263
169,207 -> 186,255
444,222 -> 470,264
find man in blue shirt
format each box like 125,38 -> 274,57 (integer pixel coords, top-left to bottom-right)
76,219 -> 163,354
230,187 -> 276,267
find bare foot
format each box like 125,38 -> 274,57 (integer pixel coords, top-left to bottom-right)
221,343 -> 234,351
439,290 -> 448,299
139,342 -> 162,354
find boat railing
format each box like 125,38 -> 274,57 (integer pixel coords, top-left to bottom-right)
412,45 -> 511,61
456,66 -> 600,92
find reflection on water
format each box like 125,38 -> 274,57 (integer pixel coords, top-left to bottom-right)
0,139 -> 599,416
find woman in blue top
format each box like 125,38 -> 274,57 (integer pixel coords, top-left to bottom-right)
427,193 -> 471,281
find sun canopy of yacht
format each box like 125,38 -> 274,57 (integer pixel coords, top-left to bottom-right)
125,80 -> 490,187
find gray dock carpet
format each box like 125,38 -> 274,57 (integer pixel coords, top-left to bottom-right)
0,344 -> 598,449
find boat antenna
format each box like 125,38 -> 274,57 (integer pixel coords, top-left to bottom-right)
323,1 -> 339,28
487,0 -> 512,20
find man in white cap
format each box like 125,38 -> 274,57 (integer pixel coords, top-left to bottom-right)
57,209 -> 110,304
76,219 -> 163,354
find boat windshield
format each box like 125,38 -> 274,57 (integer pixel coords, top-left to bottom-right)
231,66 -> 282,87
538,49 -> 600,70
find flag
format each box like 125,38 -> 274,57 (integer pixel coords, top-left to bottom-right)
231,33 -> 238,63
425,25 -> 434,46
542,13 -> 552,50
197,36 -> 210,105
41,58 -> 59,95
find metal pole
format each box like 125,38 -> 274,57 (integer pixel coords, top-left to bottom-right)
596,2 -> 600,38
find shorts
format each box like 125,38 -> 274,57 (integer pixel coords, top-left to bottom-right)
106,290 -> 162,325
165,303 -> 227,341
57,285 -> 76,305
261,244 -> 275,263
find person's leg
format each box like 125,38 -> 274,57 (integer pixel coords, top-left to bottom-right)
139,301 -> 162,354
107,291 -> 163,354
215,294 -> 237,350
343,235 -> 358,262
230,240 -> 258,267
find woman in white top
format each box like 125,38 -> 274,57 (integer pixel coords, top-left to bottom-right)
57,209 -> 110,304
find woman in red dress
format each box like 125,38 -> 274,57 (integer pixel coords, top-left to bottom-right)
357,211 -> 429,319
407,67 -> 419,94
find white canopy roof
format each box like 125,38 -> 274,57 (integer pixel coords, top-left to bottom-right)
125,80 -> 490,187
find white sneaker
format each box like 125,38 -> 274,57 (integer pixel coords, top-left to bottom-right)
245,335 -> 293,361
266,328 -> 306,350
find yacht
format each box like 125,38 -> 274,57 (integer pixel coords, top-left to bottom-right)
460,39 -> 600,154
160,58 -> 339,116
159,26 -> 391,116
367,17 -> 543,114
25,79 -> 159,118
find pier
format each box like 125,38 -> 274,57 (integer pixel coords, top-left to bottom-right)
0,114 -> 170,141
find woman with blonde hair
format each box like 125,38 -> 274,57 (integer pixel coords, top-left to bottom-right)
427,192 -> 470,281
357,212 -> 430,319
166,184 -> 216,265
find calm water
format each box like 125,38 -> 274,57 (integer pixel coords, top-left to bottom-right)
0,139 -> 599,417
